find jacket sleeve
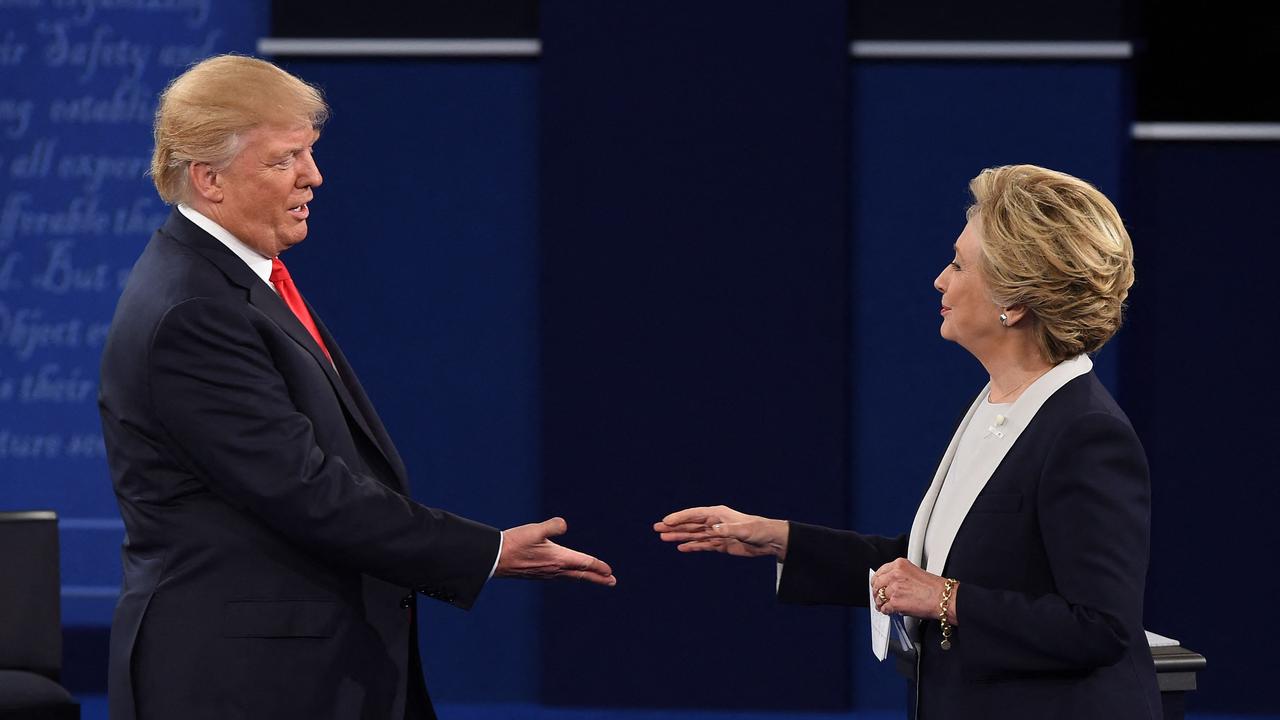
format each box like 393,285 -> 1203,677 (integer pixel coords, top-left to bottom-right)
146,296 -> 500,609
777,521 -> 907,606
955,411 -> 1151,675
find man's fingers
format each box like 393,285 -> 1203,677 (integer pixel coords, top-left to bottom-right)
562,554 -> 616,586
548,542 -> 613,580
497,531 -> 616,587
540,516 -> 568,538
574,569 -> 617,587
578,555 -> 613,579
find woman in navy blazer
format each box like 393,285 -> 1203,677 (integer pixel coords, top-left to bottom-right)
655,165 -> 1160,719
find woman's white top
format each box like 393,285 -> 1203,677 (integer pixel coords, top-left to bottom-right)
901,354 -> 1094,637
921,394 -> 1011,574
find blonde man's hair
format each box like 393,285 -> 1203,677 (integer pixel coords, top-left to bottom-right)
967,164 -> 1135,365
150,54 -> 329,204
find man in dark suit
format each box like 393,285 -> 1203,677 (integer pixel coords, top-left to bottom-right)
98,54 -> 614,720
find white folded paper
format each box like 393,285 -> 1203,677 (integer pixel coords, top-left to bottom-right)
1145,630 -> 1179,647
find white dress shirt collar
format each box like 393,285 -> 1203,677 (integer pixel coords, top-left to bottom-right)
177,203 -> 274,287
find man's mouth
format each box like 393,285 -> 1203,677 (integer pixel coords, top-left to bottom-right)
287,203 -> 309,219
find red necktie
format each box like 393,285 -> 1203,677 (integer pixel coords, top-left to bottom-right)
270,257 -> 333,362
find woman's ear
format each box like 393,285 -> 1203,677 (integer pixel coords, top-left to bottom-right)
1001,304 -> 1031,328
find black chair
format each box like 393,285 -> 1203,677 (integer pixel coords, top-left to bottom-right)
0,511 -> 80,720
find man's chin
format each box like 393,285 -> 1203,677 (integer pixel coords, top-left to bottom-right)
285,224 -> 309,246
269,235 -> 306,258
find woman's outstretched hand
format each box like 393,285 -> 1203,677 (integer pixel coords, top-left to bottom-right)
653,505 -> 789,560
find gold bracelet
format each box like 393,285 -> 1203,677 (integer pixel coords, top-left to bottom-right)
938,577 -> 957,650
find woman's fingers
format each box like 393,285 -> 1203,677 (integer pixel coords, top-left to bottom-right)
657,530 -> 713,543
871,559 -> 947,619
653,521 -> 710,534
655,508 -> 737,545
712,519 -> 765,543
655,507 -> 782,558
676,539 -> 729,553
659,505 -> 741,528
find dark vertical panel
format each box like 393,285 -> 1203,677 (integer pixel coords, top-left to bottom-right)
1125,143 -> 1280,714
849,0 -> 1134,40
270,0 -> 538,38
277,59 -> 541,702
539,1 -> 850,709
1134,0 -> 1280,121
848,61 -> 1129,710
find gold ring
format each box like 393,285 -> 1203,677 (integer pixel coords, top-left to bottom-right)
876,587 -> 887,604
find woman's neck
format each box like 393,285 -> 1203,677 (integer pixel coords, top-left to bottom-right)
981,346 -> 1056,404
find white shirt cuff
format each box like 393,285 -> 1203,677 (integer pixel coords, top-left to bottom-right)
488,531 -> 503,580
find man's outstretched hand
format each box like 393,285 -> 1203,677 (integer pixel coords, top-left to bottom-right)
496,517 -> 616,587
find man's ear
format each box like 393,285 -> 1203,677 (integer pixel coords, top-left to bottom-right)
188,162 -> 223,203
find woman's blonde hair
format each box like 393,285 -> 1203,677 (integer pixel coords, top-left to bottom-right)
968,164 -> 1135,364
150,54 -> 329,204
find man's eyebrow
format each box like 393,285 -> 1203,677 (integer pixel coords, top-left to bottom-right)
289,136 -> 320,153
267,145 -> 306,160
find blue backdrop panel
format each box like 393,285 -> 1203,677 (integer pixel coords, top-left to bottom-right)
847,60 -> 1129,710
1124,142 -> 1280,715
0,0 -> 265,666
272,58 -> 542,702
538,1 -> 851,710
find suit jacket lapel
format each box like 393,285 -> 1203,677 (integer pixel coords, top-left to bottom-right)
918,355 -> 1095,576
245,278 -> 417,495
161,210 -> 406,491
309,308 -> 411,489
243,280 -> 381,442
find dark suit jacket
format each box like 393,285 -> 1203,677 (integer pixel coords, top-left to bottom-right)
778,372 -> 1161,720
98,209 -> 501,720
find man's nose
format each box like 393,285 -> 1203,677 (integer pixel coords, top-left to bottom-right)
299,152 -> 323,187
